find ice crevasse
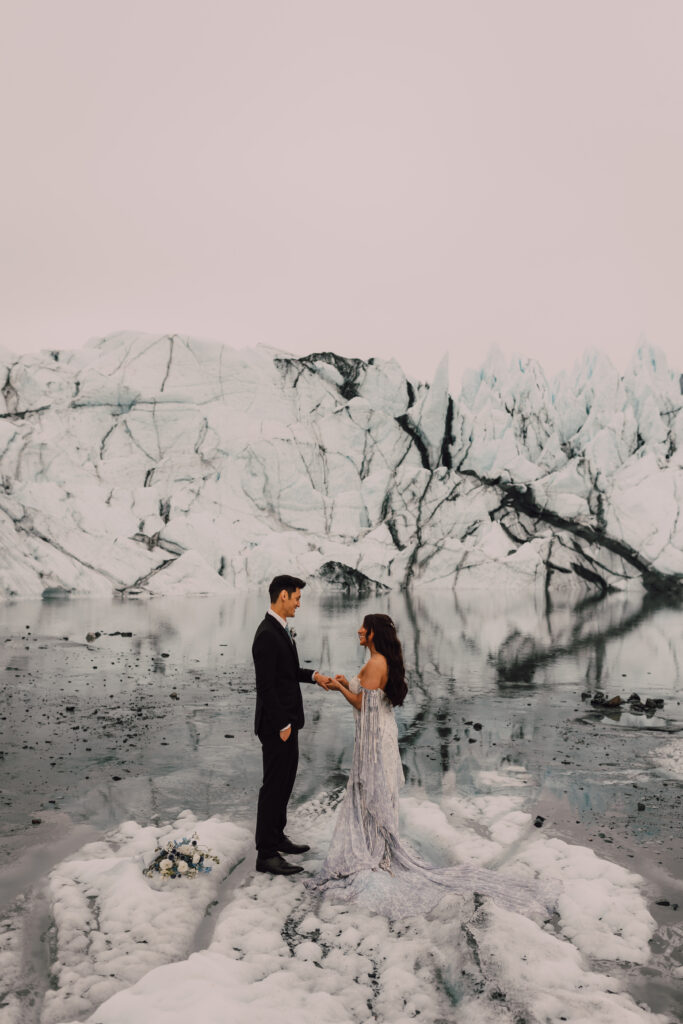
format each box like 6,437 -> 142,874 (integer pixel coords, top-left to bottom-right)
0,332 -> 682,600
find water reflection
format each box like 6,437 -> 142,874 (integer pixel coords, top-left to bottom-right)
487,591 -> 683,690
3,588 -> 681,1022
6,585 -> 681,692
1,586 -> 681,861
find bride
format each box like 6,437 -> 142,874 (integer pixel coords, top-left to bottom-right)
306,614 -> 550,919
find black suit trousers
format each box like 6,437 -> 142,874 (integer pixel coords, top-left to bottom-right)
255,728 -> 299,856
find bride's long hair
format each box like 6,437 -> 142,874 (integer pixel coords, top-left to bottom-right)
363,613 -> 408,707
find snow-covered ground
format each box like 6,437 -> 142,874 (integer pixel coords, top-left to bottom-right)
2,775 -> 671,1024
1,332 -> 682,600
1,590 -> 681,1023
652,737 -> 683,782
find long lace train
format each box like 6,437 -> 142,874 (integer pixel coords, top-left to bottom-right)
306,678 -> 552,919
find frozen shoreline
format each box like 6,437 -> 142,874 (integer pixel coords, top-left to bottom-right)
1,783 -> 675,1024
1,593 -> 682,1021
2,759 -> 681,1022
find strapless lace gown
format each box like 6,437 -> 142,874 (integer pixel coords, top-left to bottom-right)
306,677 -> 550,919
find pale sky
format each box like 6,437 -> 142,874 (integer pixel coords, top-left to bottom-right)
2,0 -> 682,386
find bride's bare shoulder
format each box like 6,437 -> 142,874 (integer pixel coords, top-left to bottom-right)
359,652 -> 388,690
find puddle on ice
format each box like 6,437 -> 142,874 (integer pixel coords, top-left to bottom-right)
0,588 -> 682,1022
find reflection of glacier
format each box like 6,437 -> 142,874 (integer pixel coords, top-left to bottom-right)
4,588 -> 678,1023
1,331 -> 682,599
400,588 -> 683,695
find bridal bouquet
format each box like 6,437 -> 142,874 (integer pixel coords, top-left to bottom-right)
143,832 -> 220,879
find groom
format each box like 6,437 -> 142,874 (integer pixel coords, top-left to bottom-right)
252,574 -> 331,875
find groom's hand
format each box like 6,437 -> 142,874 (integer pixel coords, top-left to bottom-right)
313,671 -> 332,690
280,725 -> 292,742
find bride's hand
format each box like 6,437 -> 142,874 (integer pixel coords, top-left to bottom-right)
334,674 -> 348,688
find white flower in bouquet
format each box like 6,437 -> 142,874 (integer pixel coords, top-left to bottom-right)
143,832 -> 218,879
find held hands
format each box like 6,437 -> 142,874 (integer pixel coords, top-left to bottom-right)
312,671 -> 347,692
322,674 -> 347,692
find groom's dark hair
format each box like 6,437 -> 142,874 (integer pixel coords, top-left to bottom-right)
269,574 -> 306,603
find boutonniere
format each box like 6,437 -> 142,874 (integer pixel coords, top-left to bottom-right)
289,628 -> 297,641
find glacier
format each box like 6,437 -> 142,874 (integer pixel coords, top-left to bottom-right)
1,331 -> 682,601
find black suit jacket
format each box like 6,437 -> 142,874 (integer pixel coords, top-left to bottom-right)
252,614 -> 315,736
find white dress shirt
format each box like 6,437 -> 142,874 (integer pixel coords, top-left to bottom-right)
267,608 -> 289,630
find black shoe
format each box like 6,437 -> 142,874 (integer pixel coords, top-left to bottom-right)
255,853 -> 304,875
277,835 -> 311,855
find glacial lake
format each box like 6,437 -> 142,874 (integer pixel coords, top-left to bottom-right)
1,588 -> 682,1019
